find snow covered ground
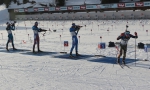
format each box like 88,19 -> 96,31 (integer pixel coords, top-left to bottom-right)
1,5 -> 150,90
0,19 -> 150,90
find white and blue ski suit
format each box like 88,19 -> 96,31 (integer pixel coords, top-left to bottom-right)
6,23 -> 15,49
70,25 -> 79,54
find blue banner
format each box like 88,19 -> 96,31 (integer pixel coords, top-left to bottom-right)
125,3 -> 135,7
28,8 -> 34,12
49,7 -> 55,11
60,7 -> 67,10
86,5 -> 97,9
38,8 -> 44,11
100,4 -> 117,8
19,9 -> 24,12
144,2 -> 150,6
73,6 -> 80,10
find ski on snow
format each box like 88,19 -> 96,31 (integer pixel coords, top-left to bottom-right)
117,64 -> 131,69
118,64 -> 124,69
122,64 -> 131,69
69,54 -> 85,59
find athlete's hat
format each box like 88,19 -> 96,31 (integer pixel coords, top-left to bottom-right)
35,21 -> 38,24
72,23 -> 75,26
6,22 -> 9,25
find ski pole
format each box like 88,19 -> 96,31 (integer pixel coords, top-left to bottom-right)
114,44 -> 119,67
134,32 -> 138,66
135,38 -> 136,66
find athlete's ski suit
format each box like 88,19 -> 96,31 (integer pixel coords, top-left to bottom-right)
117,31 -> 138,64
32,22 -> 42,52
69,23 -> 79,56
6,22 -> 16,50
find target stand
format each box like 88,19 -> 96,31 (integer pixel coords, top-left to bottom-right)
60,41 -> 68,54
144,44 -> 150,61
95,42 -> 106,57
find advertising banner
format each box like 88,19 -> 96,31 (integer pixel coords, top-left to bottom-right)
44,7 -> 49,11
118,3 -> 125,8
144,2 -> 150,6
55,7 -> 60,11
80,5 -> 86,10
67,6 -> 73,10
97,5 -> 100,9
34,8 -> 38,12
86,5 -> 98,9
38,8 -> 44,11
19,9 -> 24,12
28,8 -> 34,12
24,8 -> 28,12
125,3 -> 135,7
14,9 -> 19,12
73,6 -> 80,10
100,4 -> 117,8
135,2 -> 144,7
60,7 -> 67,10
49,7 -> 55,11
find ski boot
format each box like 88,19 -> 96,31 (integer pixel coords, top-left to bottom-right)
6,47 -> 9,51
116,58 -> 120,64
38,50 -> 43,52
122,57 -> 126,65
33,50 -> 35,53
69,53 -> 74,58
76,51 -> 80,56
122,60 -> 126,65
13,48 -> 17,50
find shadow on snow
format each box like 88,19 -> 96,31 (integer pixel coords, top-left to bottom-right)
20,51 -> 59,56
88,57 -> 136,64
53,54 -> 95,60
0,48 -> 31,53
88,57 -> 150,69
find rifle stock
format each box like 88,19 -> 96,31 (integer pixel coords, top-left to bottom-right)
42,29 -> 47,32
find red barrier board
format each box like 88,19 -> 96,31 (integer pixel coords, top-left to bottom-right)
118,3 -> 125,8
34,8 -> 38,12
135,2 -> 144,7
67,6 -> 73,10
44,7 -> 49,11
55,7 -> 60,11
80,5 -> 86,10
14,9 -> 19,12
24,8 -> 28,12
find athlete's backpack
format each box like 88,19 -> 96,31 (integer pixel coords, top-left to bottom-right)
108,41 -> 115,47
138,42 -> 144,49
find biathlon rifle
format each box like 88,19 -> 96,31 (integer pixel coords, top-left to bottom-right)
39,28 -> 48,36
76,25 -> 83,34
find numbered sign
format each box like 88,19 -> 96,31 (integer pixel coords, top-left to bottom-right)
64,41 -> 68,47
98,42 -> 106,49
